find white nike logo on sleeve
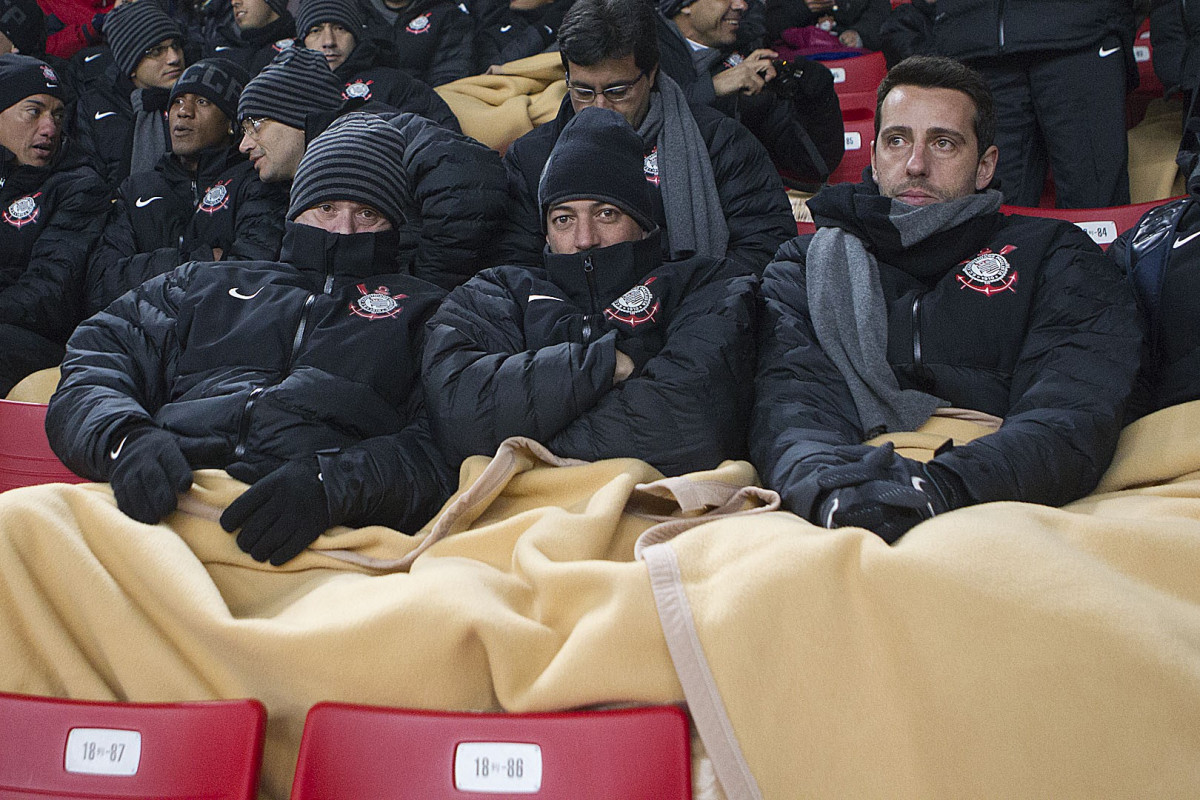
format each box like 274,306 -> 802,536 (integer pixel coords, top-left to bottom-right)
110,434 -> 129,460
527,294 -> 563,302
94,110 -> 116,120
1173,229 -> 1200,249
228,287 -> 263,300
84,52 -> 102,62
135,196 -> 163,207
1099,46 -> 1120,57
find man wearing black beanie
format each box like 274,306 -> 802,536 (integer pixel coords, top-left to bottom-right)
47,111 -> 462,567
203,0 -> 297,78
86,58 -> 289,315
424,106 -> 758,477
0,53 -> 108,396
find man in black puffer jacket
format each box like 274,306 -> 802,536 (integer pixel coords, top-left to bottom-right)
86,58 -> 288,316
48,112 -> 455,567
425,106 -> 757,476
0,54 -> 108,396
751,56 -> 1142,544
499,0 -> 795,277
203,0 -> 297,77
356,0 -> 473,87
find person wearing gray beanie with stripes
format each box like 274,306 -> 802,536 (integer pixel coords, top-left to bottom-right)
49,110 -> 465,566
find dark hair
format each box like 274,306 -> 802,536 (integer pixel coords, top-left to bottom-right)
875,55 -> 995,157
558,0 -> 659,74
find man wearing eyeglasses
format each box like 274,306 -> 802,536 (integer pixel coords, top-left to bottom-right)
498,0 -> 795,277
74,1 -> 187,186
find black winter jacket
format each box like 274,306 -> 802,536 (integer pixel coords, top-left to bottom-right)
472,0 -> 571,72
423,232 -> 757,475
1150,0 -> 1200,95
0,144 -> 109,344
751,181 -> 1143,519
86,144 -> 288,316
655,13 -> 844,184
73,64 -> 172,186
48,222 -> 453,530
764,0 -> 891,52
333,39 -> 461,132
358,0 -> 473,87
930,0 -> 1136,60
204,13 -> 298,76
499,93 -> 796,276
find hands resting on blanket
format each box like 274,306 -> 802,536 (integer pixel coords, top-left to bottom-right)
221,458 -> 332,566
814,443 -> 963,543
108,426 -> 194,524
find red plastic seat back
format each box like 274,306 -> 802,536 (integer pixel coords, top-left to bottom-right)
0,399 -> 86,492
828,51 -> 887,116
1000,198 -> 1178,250
290,703 -> 692,800
0,692 -> 266,799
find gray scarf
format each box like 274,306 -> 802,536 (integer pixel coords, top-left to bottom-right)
636,73 -> 728,259
129,88 -> 170,177
807,189 -> 1003,436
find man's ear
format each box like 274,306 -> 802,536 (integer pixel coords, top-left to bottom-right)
975,144 -> 999,191
869,138 -> 877,183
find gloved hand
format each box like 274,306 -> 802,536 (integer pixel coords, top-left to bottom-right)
108,426 -> 194,524
814,443 -> 952,543
220,458 -> 331,566
522,293 -> 587,349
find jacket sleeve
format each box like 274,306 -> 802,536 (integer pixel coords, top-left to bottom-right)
85,188 -> 183,316
546,270 -> 759,476
402,114 -> 510,289
385,74 -> 463,133
749,245 -> 876,517
318,388 -> 456,532
426,5 -> 475,87
836,0 -> 892,51
879,0 -> 936,67
494,139 -> 549,268
220,175 -> 288,263
46,265 -> 191,479
1150,0 -> 1185,92
705,113 -> 798,275
932,233 -> 1143,507
422,269 -> 619,469
0,165 -> 110,343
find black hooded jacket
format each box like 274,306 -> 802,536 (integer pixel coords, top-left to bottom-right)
48,221 -> 453,531
204,12 -> 298,76
0,142 -> 109,344
499,93 -> 796,276
930,0 -> 1136,60
86,142 -> 289,315
332,39 -> 461,131
423,232 -> 757,475
358,0 -> 474,87
751,180 -> 1143,518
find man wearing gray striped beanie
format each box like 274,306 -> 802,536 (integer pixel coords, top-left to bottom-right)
236,46 -> 344,183
103,0 -> 184,89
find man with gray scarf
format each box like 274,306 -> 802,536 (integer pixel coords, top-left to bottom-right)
751,55 -> 1143,543
497,0 -> 795,277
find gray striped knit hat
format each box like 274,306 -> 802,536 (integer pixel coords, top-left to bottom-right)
287,111 -> 413,227
296,0 -> 363,39
237,47 -> 343,130
104,0 -> 183,76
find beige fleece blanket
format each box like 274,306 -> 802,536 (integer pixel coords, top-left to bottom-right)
2,403 -> 1200,799
435,52 -> 567,153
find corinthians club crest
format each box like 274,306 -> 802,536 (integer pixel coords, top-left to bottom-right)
957,245 -> 1018,296
3,193 -> 40,228
406,13 -> 431,33
350,283 -> 407,320
643,146 -> 660,186
604,276 -> 660,328
343,79 -> 374,101
198,180 -> 231,214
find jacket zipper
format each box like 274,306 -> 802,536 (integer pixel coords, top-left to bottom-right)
581,253 -> 599,341
911,293 -> 924,369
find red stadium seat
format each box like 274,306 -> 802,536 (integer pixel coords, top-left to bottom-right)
826,110 -> 874,184
289,703 -> 692,800
797,220 -> 817,236
0,693 -> 266,799
0,399 -> 86,492
1000,197 -> 1177,249
828,50 -> 887,116
1128,18 -> 1164,127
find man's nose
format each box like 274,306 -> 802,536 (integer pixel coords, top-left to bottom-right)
574,217 -> 601,251
905,145 -> 927,176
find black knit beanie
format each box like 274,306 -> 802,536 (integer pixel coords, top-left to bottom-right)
657,0 -> 696,19
169,58 -> 249,123
295,0 -> 363,39
287,111 -> 413,228
104,0 -> 183,76
538,106 -> 655,232
0,0 -> 46,57
237,47 -> 344,130
264,0 -> 289,16
0,53 -> 63,112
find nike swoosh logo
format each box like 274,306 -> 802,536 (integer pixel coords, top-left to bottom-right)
84,52 -> 102,62
1174,230 -> 1200,248
527,294 -> 563,302
135,196 -> 162,207
215,45 -> 233,51
500,24 -> 511,31
110,434 -> 129,460
94,111 -> 116,120
228,287 -> 263,300
822,496 -> 839,529
1099,46 -> 1120,57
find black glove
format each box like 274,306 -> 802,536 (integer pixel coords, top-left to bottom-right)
220,458 -> 332,566
814,443 -> 953,543
108,426 -> 194,524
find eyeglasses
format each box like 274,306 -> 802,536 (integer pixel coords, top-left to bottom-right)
240,116 -> 269,137
143,39 -> 183,60
566,70 -> 648,103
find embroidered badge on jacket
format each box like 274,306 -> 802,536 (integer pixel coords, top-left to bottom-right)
273,38 -> 295,52
4,193 -> 40,228
406,13 -> 431,33
198,180 -> 232,214
605,276 -> 660,328
643,146 -> 660,186
351,283 -> 408,319
342,79 -> 373,100
957,245 -> 1018,295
